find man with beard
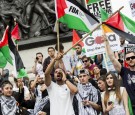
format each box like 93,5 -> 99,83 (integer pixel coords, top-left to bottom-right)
103,35 -> 135,114
45,53 -> 78,115
72,44 -> 85,76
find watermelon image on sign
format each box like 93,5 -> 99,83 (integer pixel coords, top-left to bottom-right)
95,36 -> 104,44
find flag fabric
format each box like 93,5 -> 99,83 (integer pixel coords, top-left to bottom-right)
86,0 -> 102,5
0,51 -> 7,68
0,28 -> 13,65
103,12 -> 135,43
72,30 -> 84,47
11,24 -> 20,45
100,8 -> 109,22
55,0 -> 99,33
8,28 -> 27,78
72,30 -> 86,53
100,8 -> 113,33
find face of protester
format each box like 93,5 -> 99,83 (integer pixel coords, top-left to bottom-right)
17,78 -> 24,87
2,84 -> 13,96
36,54 -> 43,63
79,73 -> 89,84
106,74 -> 114,87
97,80 -> 105,91
48,48 -> 55,57
82,58 -> 90,68
120,38 -> 125,46
126,52 -> 135,67
37,77 -> 44,84
54,68 -> 64,81
75,45 -> 82,55
93,66 -> 100,75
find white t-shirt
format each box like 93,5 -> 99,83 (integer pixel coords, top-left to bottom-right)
36,63 -> 44,77
47,82 -> 75,115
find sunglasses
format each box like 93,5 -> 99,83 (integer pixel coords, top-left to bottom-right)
83,60 -> 88,63
126,56 -> 135,61
75,47 -> 80,50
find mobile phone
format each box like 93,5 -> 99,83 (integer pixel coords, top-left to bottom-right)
36,57 -> 39,60
108,101 -> 113,105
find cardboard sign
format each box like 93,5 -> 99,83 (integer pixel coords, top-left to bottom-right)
83,30 -> 121,57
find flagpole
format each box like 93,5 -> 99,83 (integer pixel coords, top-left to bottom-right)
56,20 -> 60,52
63,6 -> 124,55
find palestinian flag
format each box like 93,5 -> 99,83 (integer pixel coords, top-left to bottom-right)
103,12 -> 135,43
72,30 -> 84,47
86,0 -> 102,4
72,30 -> 85,53
0,28 -> 13,65
0,51 -> 7,68
11,23 -> 20,45
55,0 -> 99,33
8,28 -> 27,78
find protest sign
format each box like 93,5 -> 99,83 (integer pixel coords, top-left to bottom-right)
83,30 -> 121,57
87,0 -> 112,19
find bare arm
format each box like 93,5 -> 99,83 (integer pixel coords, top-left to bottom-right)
31,75 -> 39,90
44,59 -> 55,86
122,88 -> 130,115
104,35 -> 122,72
62,73 -> 78,94
32,59 -> 37,74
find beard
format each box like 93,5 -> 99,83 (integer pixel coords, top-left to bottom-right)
76,51 -> 81,55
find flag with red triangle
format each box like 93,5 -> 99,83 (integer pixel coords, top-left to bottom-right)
72,30 -> 84,47
103,12 -> 135,43
0,28 -> 13,65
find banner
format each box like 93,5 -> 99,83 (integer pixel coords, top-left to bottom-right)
83,30 -> 121,57
87,0 -> 112,19
129,0 -> 135,17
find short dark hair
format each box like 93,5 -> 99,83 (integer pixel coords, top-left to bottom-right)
36,52 -> 43,57
100,68 -> 107,76
55,43 -> 64,51
97,75 -> 106,82
75,44 -> 82,48
1,80 -> 13,89
48,47 -> 55,52
82,55 -> 93,64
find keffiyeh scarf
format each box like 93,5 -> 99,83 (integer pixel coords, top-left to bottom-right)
0,95 -> 18,115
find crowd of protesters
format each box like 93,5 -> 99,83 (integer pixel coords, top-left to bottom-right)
0,35 -> 135,115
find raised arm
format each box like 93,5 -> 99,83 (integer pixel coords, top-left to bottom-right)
45,53 -> 62,86
103,35 -> 122,73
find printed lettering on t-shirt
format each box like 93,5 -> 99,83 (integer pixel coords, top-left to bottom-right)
127,74 -> 135,85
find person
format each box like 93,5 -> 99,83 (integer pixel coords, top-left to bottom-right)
43,47 -> 55,81
45,53 -> 78,115
76,69 -> 102,115
0,80 -> 20,115
103,35 -> 135,114
82,55 -> 96,78
101,72 -> 129,115
97,76 -> 106,92
72,44 -> 85,76
55,43 -> 73,74
93,66 -> 101,81
32,52 -> 44,77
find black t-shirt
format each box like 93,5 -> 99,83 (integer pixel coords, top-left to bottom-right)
120,67 -> 135,105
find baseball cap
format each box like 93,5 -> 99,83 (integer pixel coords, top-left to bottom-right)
78,69 -> 89,76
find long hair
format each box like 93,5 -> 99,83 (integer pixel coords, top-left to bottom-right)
104,72 -> 122,107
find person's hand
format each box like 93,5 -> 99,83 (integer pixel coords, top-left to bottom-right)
78,55 -> 82,59
61,70 -> 67,82
54,53 -> 63,61
101,35 -> 108,42
106,103 -> 114,112
38,111 -> 46,115
40,84 -> 47,92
